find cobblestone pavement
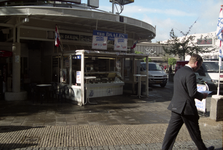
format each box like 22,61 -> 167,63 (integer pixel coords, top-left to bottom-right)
0,82 -> 222,150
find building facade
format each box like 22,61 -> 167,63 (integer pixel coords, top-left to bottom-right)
134,31 -> 219,63
0,1 -> 156,101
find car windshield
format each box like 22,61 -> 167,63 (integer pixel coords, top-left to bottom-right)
201,62 -> 223,72
141,63 -> 162,71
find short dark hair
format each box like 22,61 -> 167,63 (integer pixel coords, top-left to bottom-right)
189,54 -> 203,65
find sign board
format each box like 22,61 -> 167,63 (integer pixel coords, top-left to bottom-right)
109,0 -> 134,5
76,71 -> 81,84
197,39 -> 212,45
92,35 -> 108,50
92,30 -> 128,51
73,55 -> 81,59
15,55 -> 20,63
114,37 -> 127,51
87,0 -> 99,8
93,30 -> 128,41
195,84 -> 207,112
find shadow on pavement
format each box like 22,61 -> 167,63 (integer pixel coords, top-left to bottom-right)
0,143 -> 37,149
0,126 -> 44,133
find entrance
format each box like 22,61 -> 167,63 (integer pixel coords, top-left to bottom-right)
0,57 -> 12,100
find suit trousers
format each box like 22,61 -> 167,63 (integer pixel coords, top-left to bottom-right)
162,111 -> 207,150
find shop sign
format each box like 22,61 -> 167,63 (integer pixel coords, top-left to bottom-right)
114,37 -> 127,51
93,30 -> 128,41
92,35 -> 108,50
60,33 -> 79,41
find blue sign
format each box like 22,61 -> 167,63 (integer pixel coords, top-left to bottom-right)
93,30 -> 128,41
76,71 -> 81,75
96,36 -> 105,41
73,55 -> 81,59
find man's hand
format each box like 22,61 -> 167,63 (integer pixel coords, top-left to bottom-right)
202,93 -> 208,99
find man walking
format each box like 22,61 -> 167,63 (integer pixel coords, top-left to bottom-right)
162,54 -> 214,150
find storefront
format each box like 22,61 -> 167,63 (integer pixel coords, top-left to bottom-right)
0,2 -> 155,101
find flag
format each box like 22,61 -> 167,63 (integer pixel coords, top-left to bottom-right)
131,41 -> 138,49
220,48 -> 223,60
216,6 -> 223,95
217,7 -> 223,58
55,26 -> 60,47
216,7 -> 223,42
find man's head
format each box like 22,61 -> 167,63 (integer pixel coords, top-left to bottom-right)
188,54 -> 203,71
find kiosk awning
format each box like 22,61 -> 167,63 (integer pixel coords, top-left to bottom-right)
65,50 -> 149,58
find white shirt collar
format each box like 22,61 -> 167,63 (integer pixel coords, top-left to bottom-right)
185,64 -> 192,69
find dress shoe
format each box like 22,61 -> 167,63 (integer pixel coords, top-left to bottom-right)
207,146 -> 215,150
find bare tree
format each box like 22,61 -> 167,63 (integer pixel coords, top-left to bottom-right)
162,23 -> 213,60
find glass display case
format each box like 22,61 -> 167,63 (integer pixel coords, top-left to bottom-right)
83,57 -> 124,98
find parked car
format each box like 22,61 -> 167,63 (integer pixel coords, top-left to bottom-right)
196,61 -> 223,93
140,62 -> 168,87
171,60 -> 223,93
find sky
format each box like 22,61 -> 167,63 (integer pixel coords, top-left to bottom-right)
82,0 -> 222,43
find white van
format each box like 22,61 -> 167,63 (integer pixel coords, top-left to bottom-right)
196,61 -> 223,93
140,62 -> 168,87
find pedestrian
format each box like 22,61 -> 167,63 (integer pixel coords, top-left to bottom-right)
169,65 -> 172,74
162,54 -> 214,150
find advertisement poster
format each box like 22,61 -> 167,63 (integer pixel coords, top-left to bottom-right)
76,71 -> 81,84
92,35 -> 108,50
92,30 -> 128,51
195,84 -> 207,112
114,37 -> 127,51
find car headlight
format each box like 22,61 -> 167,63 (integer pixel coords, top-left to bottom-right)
163,75 -> 167,78
149,75 -> 153,77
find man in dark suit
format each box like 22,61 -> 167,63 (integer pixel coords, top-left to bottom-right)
162,54 -> 214,150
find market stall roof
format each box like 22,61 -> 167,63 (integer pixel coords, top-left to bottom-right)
0,5 -> 156,41
63,49 -> 149,59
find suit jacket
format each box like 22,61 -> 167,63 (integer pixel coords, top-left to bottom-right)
167,65 -> 204,115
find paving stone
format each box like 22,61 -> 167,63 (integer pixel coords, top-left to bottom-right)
0,83 -> 222,150
108,146 -> 115,150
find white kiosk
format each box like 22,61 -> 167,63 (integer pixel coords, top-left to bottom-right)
58,50 -> 149,106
